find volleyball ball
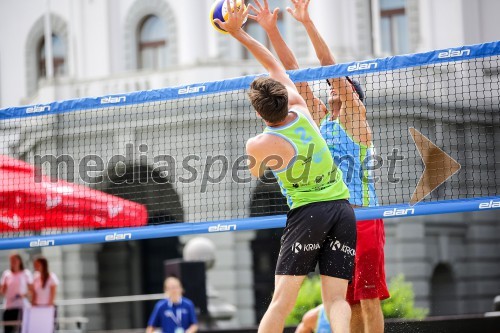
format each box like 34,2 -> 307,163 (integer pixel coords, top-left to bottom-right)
210,0 -> 248,34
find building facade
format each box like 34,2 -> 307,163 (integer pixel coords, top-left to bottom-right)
1,0 -> 500,330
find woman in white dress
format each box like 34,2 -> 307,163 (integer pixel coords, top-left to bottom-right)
0,253 -> 33,333
32,256 -> 59,307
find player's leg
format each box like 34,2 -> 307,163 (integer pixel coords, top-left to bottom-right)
360,298 -> 384,333
260,203 -> 325,333
355,219 -> 389,333
258,274 -> 305,333
321,275 -> 351,333
346,254 -> 364,333
318,200 -> 357,333
350,303 -> 364,333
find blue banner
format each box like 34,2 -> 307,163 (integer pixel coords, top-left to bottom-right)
1,196 -> 499,250
0,41 -> 499,121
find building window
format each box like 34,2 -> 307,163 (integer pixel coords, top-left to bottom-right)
138,15 -> 168,70
380,0 -> 408,55
38,34 -> 66,78
243,1 -> 285,59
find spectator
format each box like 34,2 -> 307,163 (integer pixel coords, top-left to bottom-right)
146,276 -> 198,333
0,253 -> 33,333
32,256 -> 59,307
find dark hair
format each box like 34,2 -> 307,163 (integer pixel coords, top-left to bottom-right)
346,77 -> 365,102
34,256 -> 49,288
326,77 -> 365,102
10,253 -> 24,272
248,77 -> 289,123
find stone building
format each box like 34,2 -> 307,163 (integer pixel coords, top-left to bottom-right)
0,0 -> 499,330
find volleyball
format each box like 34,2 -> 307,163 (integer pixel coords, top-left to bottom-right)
210,0 -> 248,34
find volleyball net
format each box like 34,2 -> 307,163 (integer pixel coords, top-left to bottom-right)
0,41 -> 499,250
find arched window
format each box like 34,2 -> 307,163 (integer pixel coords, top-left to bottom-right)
38,34 -> 66,79
430,263 -> 458,316
138,15 -> 168,70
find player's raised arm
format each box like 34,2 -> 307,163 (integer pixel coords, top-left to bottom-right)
248,0 -> 327,125
287,0 -> 335,66
214,0 -> 310,116
288,0 -> 372,145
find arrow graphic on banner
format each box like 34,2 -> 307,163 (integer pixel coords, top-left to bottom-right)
409,128 -> 461,205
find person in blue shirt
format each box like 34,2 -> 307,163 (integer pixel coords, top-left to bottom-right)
146,276 -> 198,333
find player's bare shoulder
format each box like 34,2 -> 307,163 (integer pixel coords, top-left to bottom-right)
246,133 -> 274,156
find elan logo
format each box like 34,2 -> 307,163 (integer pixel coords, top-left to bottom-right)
29,239 -> 55,248
208,224 -> 237,233
437,49 -> 471,59
26,105 -> 51,114
105,232 -> 132,241
347,62 -> 378,72
178,85 -> 206,95
479,200 -> 500,210
383,208 -> 415,217
100,96 -> 126,104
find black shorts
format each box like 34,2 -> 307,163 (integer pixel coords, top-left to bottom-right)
275,200 -> 357,280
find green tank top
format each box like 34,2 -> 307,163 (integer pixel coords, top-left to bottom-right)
264,110 -> 349,210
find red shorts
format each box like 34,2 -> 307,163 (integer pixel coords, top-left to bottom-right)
346,218 -> 390,305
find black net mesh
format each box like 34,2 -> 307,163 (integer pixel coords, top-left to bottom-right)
0,55 -> 499,239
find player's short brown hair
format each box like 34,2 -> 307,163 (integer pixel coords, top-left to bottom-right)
248,77 -> 289,123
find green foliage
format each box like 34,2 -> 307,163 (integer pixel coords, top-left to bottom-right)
285,275 -> 323,326
285,274 -> 427,326
382,274 -> 428,320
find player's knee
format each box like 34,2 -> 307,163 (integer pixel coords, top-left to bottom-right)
351,303 -> 362,316
324,295 -> 346,305
324,296 -> 350,314
268,298 -> 295,318
360,298 -> 382,315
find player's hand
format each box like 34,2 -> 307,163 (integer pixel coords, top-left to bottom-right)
248,0 -> 280,32
287,0 -> 312,23
214,0 -> 249,35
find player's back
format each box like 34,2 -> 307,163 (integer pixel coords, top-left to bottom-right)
263,109 -> 349,209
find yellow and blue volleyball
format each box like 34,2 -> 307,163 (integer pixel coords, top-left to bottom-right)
210,0 -> 248,34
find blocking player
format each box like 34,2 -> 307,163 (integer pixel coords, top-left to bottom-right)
248,0 -> 389,332
214,1 -> 356,333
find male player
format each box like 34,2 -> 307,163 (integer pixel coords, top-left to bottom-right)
248,0 -> 389,332
214,2 -> 356,333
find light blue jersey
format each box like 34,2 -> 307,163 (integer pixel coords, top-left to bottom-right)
316,305 -> 331,333
319,116 -> 378,207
